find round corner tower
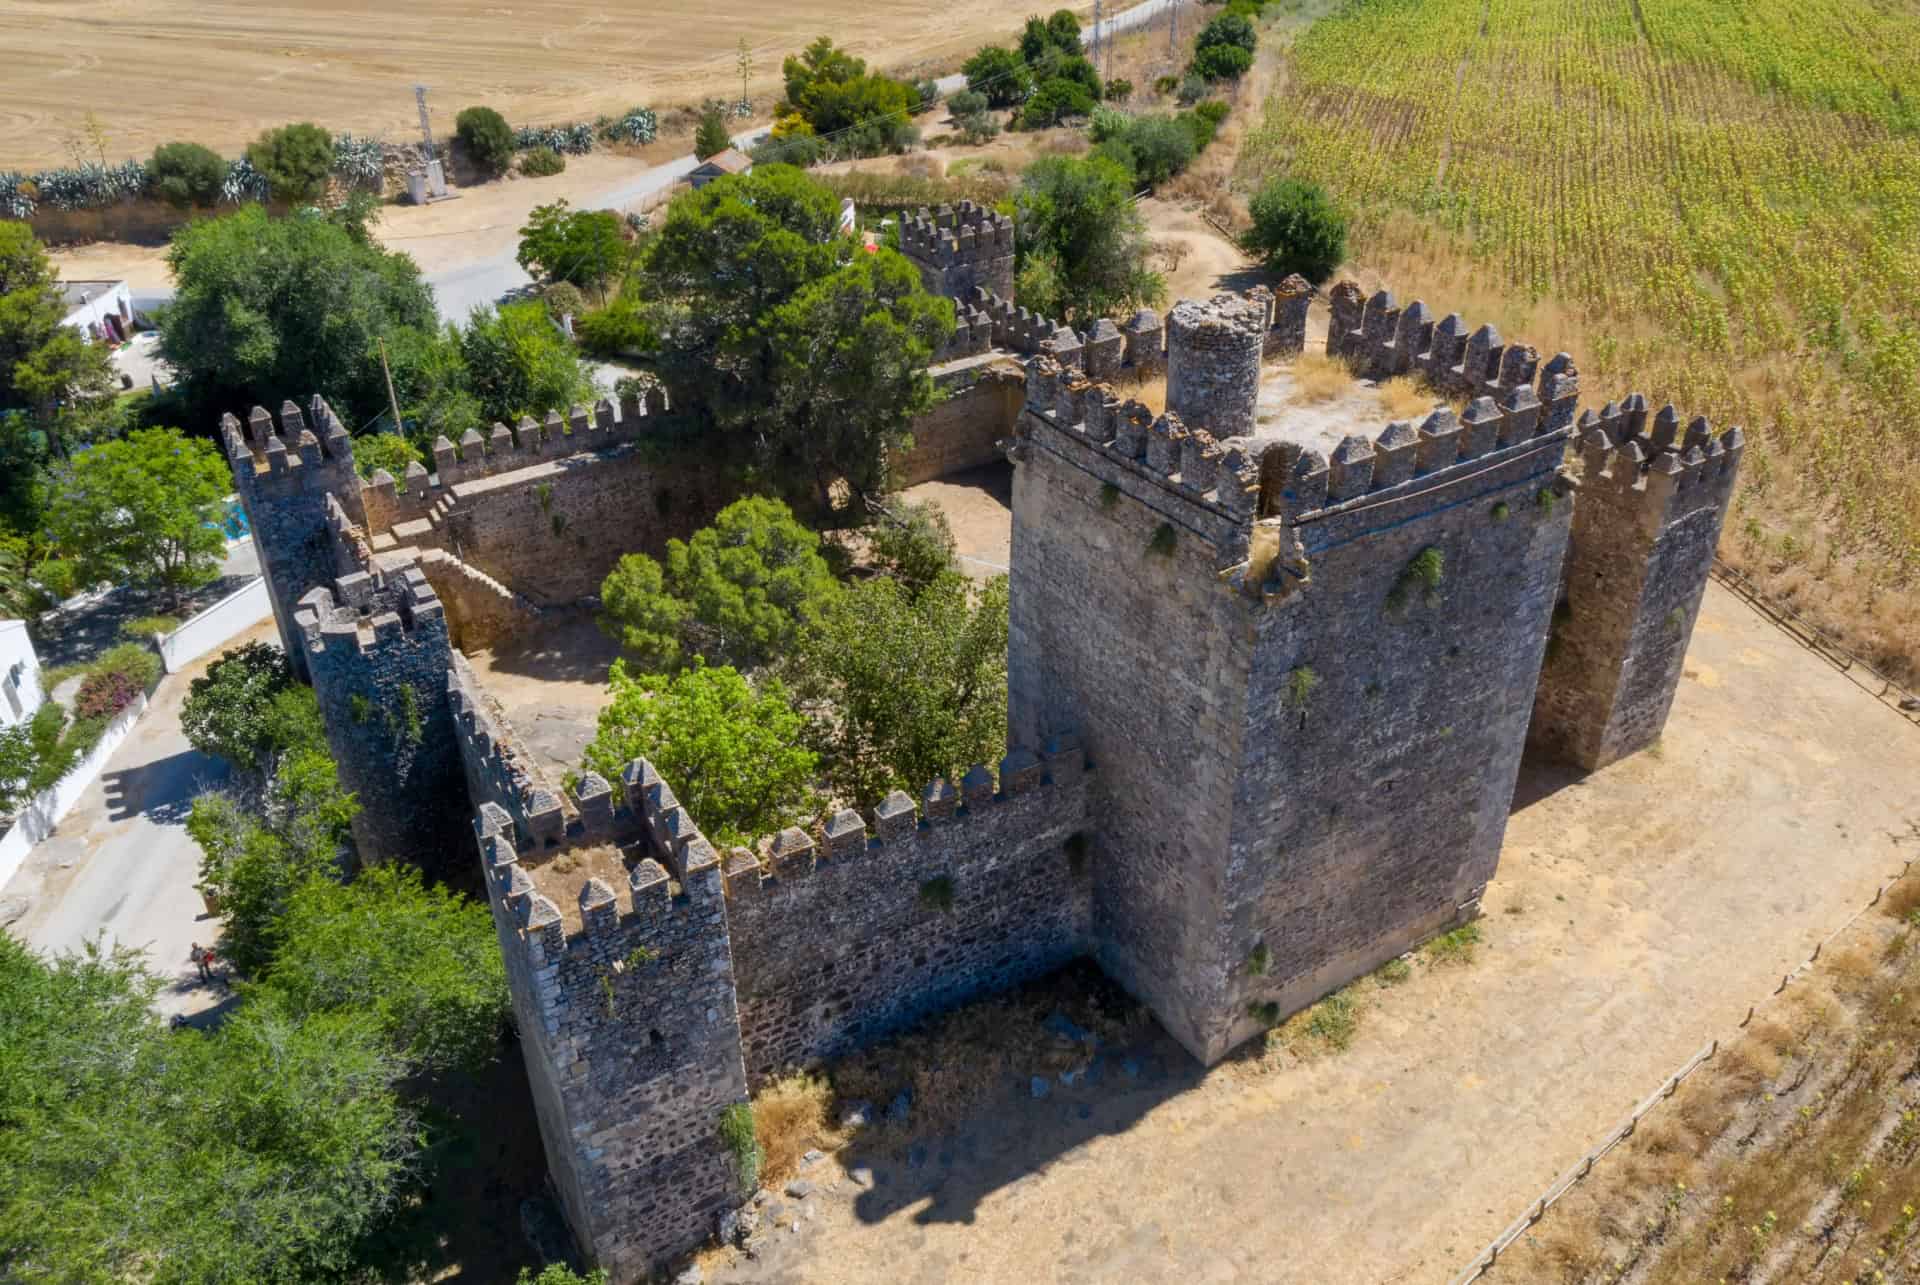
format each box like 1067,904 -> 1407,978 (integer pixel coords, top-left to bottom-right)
1165,294 -> 1268,438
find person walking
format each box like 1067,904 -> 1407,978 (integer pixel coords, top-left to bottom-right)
190,941 -> 210,982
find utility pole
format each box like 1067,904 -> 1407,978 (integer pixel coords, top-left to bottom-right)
1092,0 -> 1102,79
378,337 -> 403,434
1170,1 -> 1179,60
414,84 -> 436,165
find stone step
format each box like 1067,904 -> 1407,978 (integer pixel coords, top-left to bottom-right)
392,517 -> 437,544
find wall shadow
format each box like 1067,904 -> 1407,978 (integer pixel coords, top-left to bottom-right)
1510,750 -> 1589,814
101,748 -> 225,825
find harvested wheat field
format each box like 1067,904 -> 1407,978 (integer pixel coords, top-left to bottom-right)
0,0 -> 1075,169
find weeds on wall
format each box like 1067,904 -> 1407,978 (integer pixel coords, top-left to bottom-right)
918,875 -> 956,912
1286,665 -> 1319,709
1386,546 -> 1445,613
1536,487 -> 1558,516
1147,522 -> 1177,558
1246,943 -> 1271,977
718,1103 -> 763,1193
1064,832 -> 1089,875
1424,921 -> 1481,965
1099,482 -> 1121,510
1491,500 -> 1510,522
383,684 -> 424,745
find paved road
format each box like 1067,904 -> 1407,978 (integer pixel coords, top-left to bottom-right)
3,622 -> 275,1018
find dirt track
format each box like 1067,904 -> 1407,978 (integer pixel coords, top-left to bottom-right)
0,0 -> 1078,169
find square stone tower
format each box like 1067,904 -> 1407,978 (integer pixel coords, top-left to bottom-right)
1007,289 -> 1580,1063
898,201 -> 1015,303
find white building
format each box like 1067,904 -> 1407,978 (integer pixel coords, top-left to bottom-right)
0,619 -> 43,728
59,279 -> 134,344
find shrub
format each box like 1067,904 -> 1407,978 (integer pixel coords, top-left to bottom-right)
119,614 -> 181,641
1093,114 -> 1196,187
1178,73 -> 1209,104
1153,74 -> 1181,96
867,499 -> 957,594
948,89 -> 989,118
74,669 -> 141,720
694,107 -> 731,161
914,80 -> 943,113
1020,77 -> 1098,129
1191,43 -> 1254,82
350,432 -> 424,482
1105,78 -> 1135,102
540,280 -> 587,322
148,142 -> 225,208
719,1103 -> 763,1193
963,46 -> 1035,107
601,106 -> 658,145
455,106 -> 515,176
518,146 -> 565,177
1196,12 -> 1257,53
245,122 -> 336,203
575,296 -> 657,358
1244,177 -> 1348,282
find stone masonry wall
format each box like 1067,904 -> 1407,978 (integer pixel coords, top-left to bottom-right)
1225,428 -> 1574,1056
890,354 -> 1026,489
898,201 -> 1015,302
1529,397 -> 1743,768
721,745 -> 1092,1083
1166,294 -> 1267,440
293,565 -> 465,866
443,441 -> 733,606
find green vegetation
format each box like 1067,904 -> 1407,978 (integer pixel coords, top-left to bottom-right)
919,874 -> 957,911
694,106 -> 732,161
1246,943 -> 1271,976
1286,665 -> 1319,708
718,1102 -> 763,1192
582,660 -> 816,847
245,121 -> 336,203
160,205 -> 436,427
351,431 -> 424,483
44,428 -> 230,607
1015,155 -> 1165,320
518,145 -> 566,177
119,613 -> 182,641
1376,956 -> 1412,985
960,46 -> 1033,108
515,200 -> 630,295
1386,545 -> 1445,612
772,37 -> 920,158
638,165 -> 953,507
1147,521 -> 1177,557
148,141 -> 226,208
1244,177 -> 1348,283
458,301 -> 596,424
599,497 -> 842,672
947,90 -> 1001,143
865,499 -> 958,596
1425,921 -> 1483,965
180,641 -> 320,780
0,223 -> 114,448
455,105 -> 515,176
791,571 -> 1009,808
1242,0 -> 1920,681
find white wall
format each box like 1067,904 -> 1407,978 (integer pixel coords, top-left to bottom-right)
156,577 -> 271,673
0,619 -> 43,729
0,691 -> 147,891
60,281 -> 133,343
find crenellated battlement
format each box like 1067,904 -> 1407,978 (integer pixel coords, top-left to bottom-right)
972,287 -> 1070,355
898,200 -> 1014,265
221,395 -> 358,501
292,563 -> 445,659
1573,395 -> 1744,528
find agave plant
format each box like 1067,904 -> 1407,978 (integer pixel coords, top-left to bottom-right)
602,107 -> 659,145
513,122 -> 599,155
331,132 -> 386,187
221,157 -> 271,204
0,171 -> 33,219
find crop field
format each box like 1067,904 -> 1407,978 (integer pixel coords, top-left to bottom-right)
0,0 -> 1060,169
1242,0 -> 1920,681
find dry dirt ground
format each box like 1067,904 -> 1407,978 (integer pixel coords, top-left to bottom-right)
695,492 -> 1920,1284
0,0 -> 1073,170
465,609 -> 620,788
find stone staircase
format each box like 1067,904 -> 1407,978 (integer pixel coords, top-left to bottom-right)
388,490 -> 460,552
415,547 -> 541,651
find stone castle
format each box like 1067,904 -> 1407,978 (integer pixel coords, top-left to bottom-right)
225,201 -> 1740,1281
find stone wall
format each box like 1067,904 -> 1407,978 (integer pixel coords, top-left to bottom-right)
898,201 -> 1015,301
1165,294 -> 1267,439
1529,397 -> 1743,768
475,784 -> 748,1284
722,745 -> 1092,1082
890,354 -> 1025,488
442,440 -> 733,606
293,565 -> 464,866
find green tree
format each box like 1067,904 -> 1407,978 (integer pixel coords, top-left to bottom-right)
352,430 -> 426,481
246,121 -> 337,203
781,36 -> 866,107
0,934 -> 415,1284
961,46 -> 1033,108
1245,177 -> 1349,283
159,205 -> 437,426
597,496 -> 842,672
179,640 -> 324,779
455,105 -> 515,177
1020,11 -> 1086,64
639,165 -> 953,508
1191,43 -> 1254,81
252,865 -> 508,1072
381,320 -> 486,442
867,498 -> 957,595
791,572 -> 1009,806
0,719 -> 44,816
1195,11 -> 1257,54
0,223 -> 115,431
44,427 -> 229,607
1091,111 -> 1197,187
1015,154 -> 1165,319
583,659 -> 816,846
1019,77 -> 1097,128
148,141 -> 226,208
189,745 -> 360,976
515,200 -> 630,294
695,106 -> 732,160
458,301 -> 595,424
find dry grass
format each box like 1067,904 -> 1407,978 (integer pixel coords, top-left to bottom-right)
1494,912 -> 1920,1284
1885,875 -> 1920,924
751,1073 -> 837,1187
1292,351 -> 1356,403
1377,373 -> 1455,421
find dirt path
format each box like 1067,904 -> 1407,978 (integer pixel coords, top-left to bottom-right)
704,568 -> 1920,1284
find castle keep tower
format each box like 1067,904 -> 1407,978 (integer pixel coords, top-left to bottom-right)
1529,397 -> 1743,767
899,201 -> 1015,303
220,397 -> 364,681
1007,289 -> 1581,1062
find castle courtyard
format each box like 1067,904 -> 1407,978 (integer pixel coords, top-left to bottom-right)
690,559 -> 1920,1284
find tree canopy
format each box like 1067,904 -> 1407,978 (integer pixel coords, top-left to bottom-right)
515,200 -> 630,295
583,659 -> 816,847
44,427 -> 230,606
1014,155 -> 1166,320
0,222 -> 114,432
458,301 -> 597,425
180,640 -> 322,779
245,121 -> 336,203
639,165 -> 953,507
159,205 -> 438,426
1245,178 -> 1349,283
